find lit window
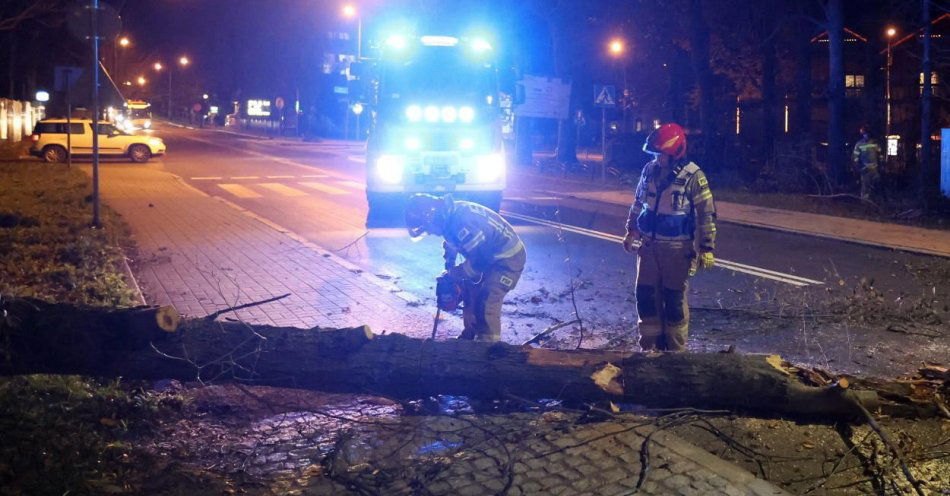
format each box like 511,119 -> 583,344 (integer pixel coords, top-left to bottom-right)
919,72 -> 939,85
845,75 -> 865,88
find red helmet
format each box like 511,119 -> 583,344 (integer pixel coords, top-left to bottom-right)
644,123 -> 687,159
405,193 -> 449,238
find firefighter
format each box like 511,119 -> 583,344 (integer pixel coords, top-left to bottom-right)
622,123 -> 717,352
852,126 -> 883,200
405,194 -> 526,341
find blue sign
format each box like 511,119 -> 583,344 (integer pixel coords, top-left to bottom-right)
593,84 -> 616,108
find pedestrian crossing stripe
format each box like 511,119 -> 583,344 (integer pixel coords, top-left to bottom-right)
217,183 -> 262,198
336,180 -> 365,190
259,183 -> 308,197
299,182 -> 349,195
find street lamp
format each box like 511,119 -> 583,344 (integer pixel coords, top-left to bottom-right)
608,38 -> 624,56
608,37 -> 628,134
153,62 -> 163,71
885,26 -> 897,135
341,4 -> 362,60
137,76 -> 146,86
179,56 -> 190,66
114,35 -> 130,83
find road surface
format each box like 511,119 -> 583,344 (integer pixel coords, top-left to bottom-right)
114,123 -> 949,377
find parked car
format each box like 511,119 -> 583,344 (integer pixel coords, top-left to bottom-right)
29,119 -> 166,163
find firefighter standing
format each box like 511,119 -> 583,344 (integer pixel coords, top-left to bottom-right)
405,194 -> 525,341
852,127 -> 883,200
622,123 -> 717,352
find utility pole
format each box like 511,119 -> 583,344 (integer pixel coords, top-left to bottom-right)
89,0 -> 101,228
920,0 -> 934,203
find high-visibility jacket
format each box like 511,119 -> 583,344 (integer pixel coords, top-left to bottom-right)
852,139 -> 882,172
442,200 -> 525,279
626,159 -> 717,252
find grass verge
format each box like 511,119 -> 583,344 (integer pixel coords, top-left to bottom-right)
0,161 -> 137,306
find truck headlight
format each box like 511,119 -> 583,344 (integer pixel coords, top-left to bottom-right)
424,106 -> 440,123
405,105 -> 422,122
459,106 -> 475,123
144,119 -> 152,129
404,137 -> 421,150
376,155 -> 404,183
441,106 -> 457,123
473,154 -> 504,183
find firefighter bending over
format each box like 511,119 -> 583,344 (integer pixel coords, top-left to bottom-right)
622,123 -> 717,352
405,194 -> 526,341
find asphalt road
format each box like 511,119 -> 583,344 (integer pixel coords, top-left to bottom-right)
130,123 -> 949,377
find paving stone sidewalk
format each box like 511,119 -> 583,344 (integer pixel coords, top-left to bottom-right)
88,165 -> 433,333
90,165 -> 790,496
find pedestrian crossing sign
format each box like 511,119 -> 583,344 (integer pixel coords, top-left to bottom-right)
594,85 -> 616,108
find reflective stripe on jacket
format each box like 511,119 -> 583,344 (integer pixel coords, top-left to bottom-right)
852,139 -> 882,171
626,159 -> 717,251
442,200 -> 524,279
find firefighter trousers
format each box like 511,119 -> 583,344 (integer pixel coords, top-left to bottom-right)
461,249 -> 526,342
635,240 -> 695,352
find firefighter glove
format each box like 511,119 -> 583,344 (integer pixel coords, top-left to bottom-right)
622,232 -> 643,253
700,251 -> 715,270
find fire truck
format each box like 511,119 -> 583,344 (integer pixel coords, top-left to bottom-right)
360,32 -> 506,225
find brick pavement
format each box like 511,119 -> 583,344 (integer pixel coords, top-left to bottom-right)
89,164 -> 790,495
87,165 -> 433,334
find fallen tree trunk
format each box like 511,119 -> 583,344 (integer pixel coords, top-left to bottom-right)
0,297 -> 940,419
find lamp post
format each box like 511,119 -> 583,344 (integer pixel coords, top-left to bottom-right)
608,37 -> 627,133
885,27 -> 896,135
155,57 -> 189,121
114,36 -> 129,83
342,4 -> 361,60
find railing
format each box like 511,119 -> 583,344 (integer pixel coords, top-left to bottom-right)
0,99 -> 44,142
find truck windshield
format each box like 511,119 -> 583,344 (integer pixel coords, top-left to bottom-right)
380,47 -> 494,104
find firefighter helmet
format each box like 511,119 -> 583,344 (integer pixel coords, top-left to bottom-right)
405,193 -> 448,238
644,123 -> 687,159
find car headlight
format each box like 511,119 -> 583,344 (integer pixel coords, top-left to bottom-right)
405,105 -> 422,122
149,138 -> 163,147
459,106 -> 475,123
376,155 -> 404,183
144,119 -> 152,129
473,153 -> 504,183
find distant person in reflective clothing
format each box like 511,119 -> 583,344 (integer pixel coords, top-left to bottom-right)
405,194 -> 526,341
623,123 -> 717,352
852,126 -> 883,200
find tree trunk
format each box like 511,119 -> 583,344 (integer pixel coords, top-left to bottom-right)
688,0 -> 718,170
826,0 -> 847,186
793,13 -> 814,139
2,297 -> 940,420
919,0 -> 935,206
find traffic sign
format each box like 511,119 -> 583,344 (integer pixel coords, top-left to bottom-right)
514,75 -> 571,120
594,85 -> 616,108
275,97 -> 285,110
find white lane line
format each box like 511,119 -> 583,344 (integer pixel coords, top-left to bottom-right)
231,176 -> 259,180
191,176 -> 222,180
335,180 -> 365,190
501,210 -> 822,287
298,181 -> 349,195
506,196 -> 562,201
266,175 -> 295,179
348,155 -> 367,164
302,174 -> 329,178
217,183 -> 262,198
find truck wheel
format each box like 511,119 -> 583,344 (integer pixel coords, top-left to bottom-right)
42,145 -> 67,163
366,192 -> 405,228
129,144 -> 151,163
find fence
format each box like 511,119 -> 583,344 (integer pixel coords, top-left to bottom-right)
0,99 -> 44,142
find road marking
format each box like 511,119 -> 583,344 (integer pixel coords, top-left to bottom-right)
506,196 -> 562,201
501,210 -> 823,287
348,155 -> 366,164
266,175 -> 295,179
336,180 -> 365,190
231,176 -> 259,180
217,183 -> 262,198
302,174 -> 329,178
299,181 -> 349,195
259,183 -> 308,197
191,176 -> 222,180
